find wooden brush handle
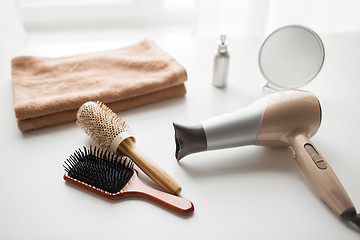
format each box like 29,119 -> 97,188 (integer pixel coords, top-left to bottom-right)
126,171 -> 194,215
117,139 -> 182,195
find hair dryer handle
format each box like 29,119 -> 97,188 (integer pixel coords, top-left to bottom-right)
289,135 -> 357,219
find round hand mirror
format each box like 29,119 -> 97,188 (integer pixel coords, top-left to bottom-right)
259,25 -> 325,89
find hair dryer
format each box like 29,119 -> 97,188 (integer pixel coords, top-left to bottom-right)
173,90 -> 360,227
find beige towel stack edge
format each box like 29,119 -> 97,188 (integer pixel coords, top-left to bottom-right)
12,40 -> 187,132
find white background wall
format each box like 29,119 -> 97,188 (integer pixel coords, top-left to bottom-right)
2,0 -> 360,47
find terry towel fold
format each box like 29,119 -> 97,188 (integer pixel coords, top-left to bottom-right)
12,40 -> 187,131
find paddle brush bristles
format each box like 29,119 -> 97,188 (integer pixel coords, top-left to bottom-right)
63,146 -> 134,194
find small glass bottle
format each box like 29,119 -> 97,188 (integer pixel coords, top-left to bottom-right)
212,34 -> 229,88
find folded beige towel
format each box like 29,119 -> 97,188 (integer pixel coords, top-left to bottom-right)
12,40 -> 187,131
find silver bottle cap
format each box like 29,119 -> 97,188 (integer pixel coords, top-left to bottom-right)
218,35 -> 228,53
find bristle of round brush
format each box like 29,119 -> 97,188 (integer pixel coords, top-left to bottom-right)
63,146 -> 134,194
76,101 -> 132,150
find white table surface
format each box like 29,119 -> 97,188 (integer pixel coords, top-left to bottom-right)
1,31 -> 360,239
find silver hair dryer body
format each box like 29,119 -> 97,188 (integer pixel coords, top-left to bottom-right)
173,96 -> 267,160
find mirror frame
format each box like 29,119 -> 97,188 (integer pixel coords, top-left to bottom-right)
259,25 -> 325,89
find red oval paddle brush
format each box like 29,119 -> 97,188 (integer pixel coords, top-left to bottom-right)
63,146 -> 194,215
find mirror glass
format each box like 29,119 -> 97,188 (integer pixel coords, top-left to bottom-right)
259,25 -> 325,89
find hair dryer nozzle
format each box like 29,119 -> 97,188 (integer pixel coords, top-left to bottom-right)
173,123 -> 207,161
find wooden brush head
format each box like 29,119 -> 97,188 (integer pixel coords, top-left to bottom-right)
76,101 -> 135,151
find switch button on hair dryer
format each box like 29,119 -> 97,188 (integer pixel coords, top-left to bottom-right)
173,90 -> 360,228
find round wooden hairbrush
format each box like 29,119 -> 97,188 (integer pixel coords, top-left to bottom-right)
76,101 -> 182,195
63,146 -> 194,215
